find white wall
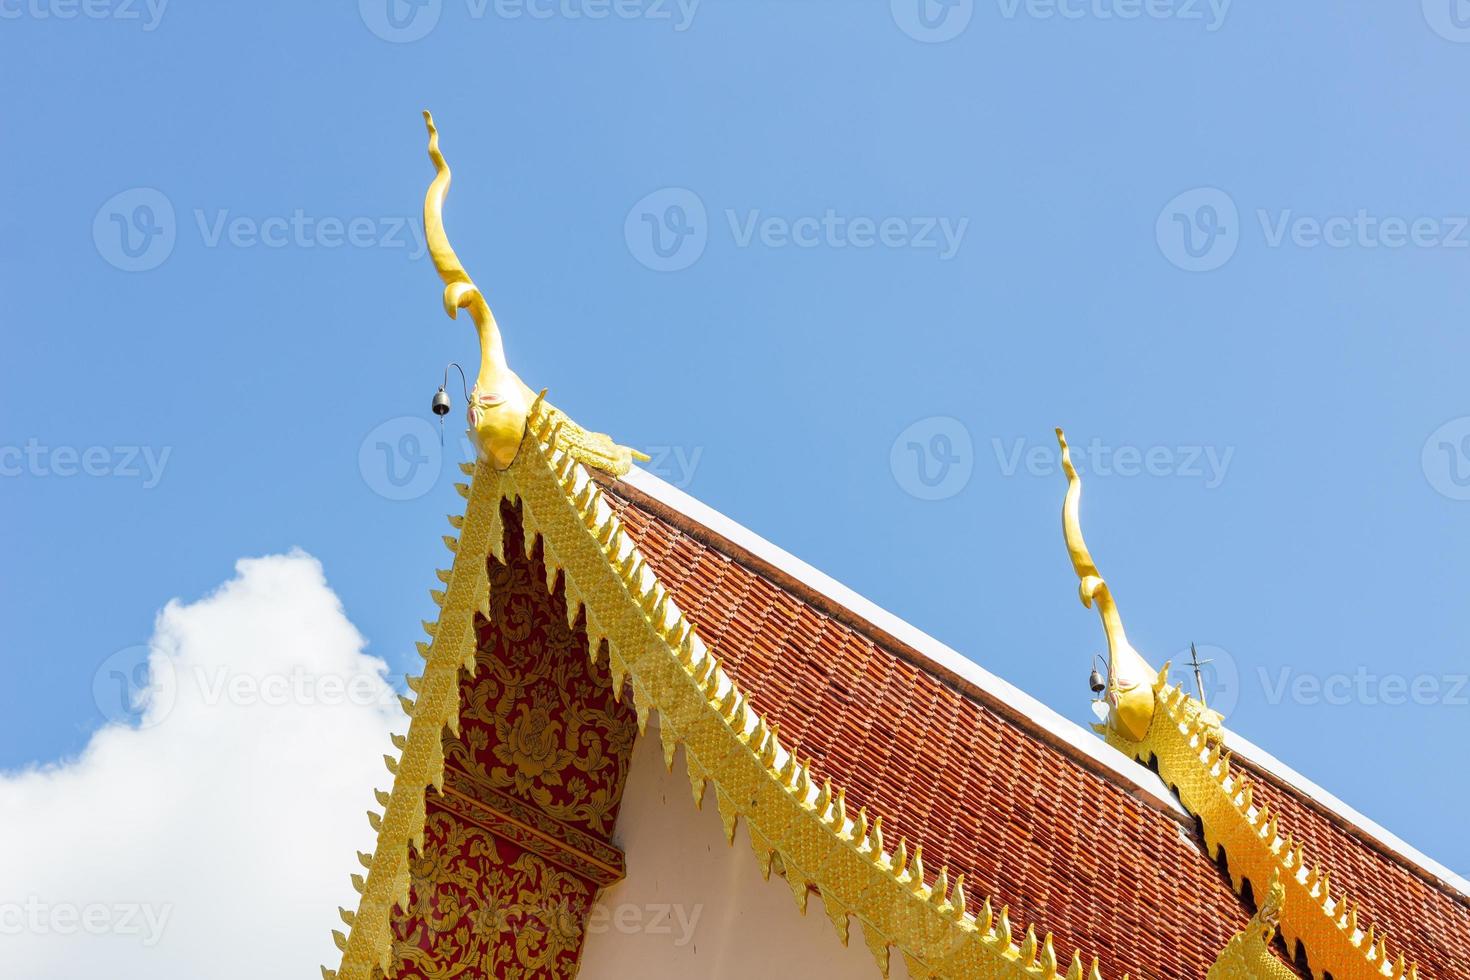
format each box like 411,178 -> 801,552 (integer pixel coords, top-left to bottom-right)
577,717 -> 906,979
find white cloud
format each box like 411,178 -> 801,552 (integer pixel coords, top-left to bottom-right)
0,551 -> 399,977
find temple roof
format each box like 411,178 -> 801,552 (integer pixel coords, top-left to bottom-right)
598,465 -> 1470,979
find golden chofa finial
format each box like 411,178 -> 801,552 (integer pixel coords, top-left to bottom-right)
423,110 -> 535,469
421,111 -> 646,475
1056,428 -> 1158,742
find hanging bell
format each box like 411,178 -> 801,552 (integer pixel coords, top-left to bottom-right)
431,386 -> 452,417
1088,665 -> 1106,694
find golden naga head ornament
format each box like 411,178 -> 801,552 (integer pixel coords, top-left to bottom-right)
1056,428 -> 1159,742
423,111 -> 537,469
421,112 -> 644,475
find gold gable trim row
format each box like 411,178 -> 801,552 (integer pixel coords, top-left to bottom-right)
329,398 -> 1113,980
1108,668 -> 1423,980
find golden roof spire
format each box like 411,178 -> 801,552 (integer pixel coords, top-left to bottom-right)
1056,428 -> 1158,741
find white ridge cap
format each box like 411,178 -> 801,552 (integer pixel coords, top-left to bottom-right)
619,465 -> 1187,818
619,465 -> 1470,903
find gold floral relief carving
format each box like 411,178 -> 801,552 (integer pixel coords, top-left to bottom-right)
443,507 -> 638,840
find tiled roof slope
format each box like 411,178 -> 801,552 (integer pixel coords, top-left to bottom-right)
598,475 -> 1467,979
600,484 -> 1243,977
1235,754 -> 1470,977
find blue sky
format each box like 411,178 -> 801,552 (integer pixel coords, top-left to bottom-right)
3,0 -> 1468,881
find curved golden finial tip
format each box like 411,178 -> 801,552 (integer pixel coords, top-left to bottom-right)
1054,426 -> 1159,742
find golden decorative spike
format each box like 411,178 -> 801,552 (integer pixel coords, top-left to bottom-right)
322,967 -> 337,980
357,851 -> 373,870
398,694 -> 414,716
383,755 -> 398,776
835,787 -> 848,833
434,568 -> 451,584
333,930 -> 348,952
893,839 -> 908,878
871,816 -> 884,857
351,873 -> 365,894
855,808 -> 869,849
1041,935 -> 1058,979
374,789 -> 391,807
454,482 -> 470,498
979,896 -> 994,934
952,874 -> 967,918
338,907 -> 355,927
932,866 -> 948,906
1021,926 -> 1038,966
996,905 -> 1013,945
366,811 -> 381,832
816,777 -> 832,816
415,641 -> 431,660
910,844 -> 925,888
458,461 -> 474,476
1056,428 -> 1158,741
1089,960 -> 1103,980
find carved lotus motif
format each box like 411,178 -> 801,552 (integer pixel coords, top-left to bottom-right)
497,705 -> 574,792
